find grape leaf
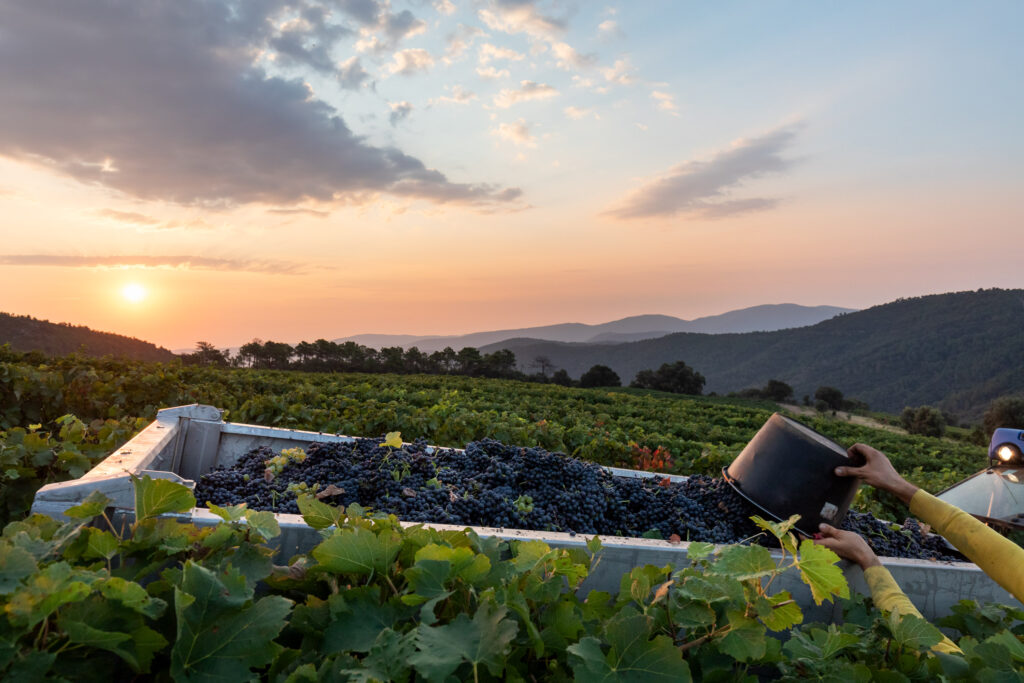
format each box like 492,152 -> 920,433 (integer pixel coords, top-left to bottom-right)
887,612 -> 943,651
410,599 -> 518,681
339,628 -> 416,683
719,610 -> 767,662
206,501 -> 247,522
380,431 -> 403,449
686,541 -> 715,561
99,576 -> 167,619
133,475 -> 196,521
568,613 -> 692,682
796,540 -> 849,605
4,561 -> 92,629
0,543 -> 37,594
83,528 -> 120,561
756,591 -> 803,632
171,562 -> 292,683
64,490 -> 112,520
296,494 -> 343,530
711,545 -> 777,581
323,594 -> 407,654
244,509 -> 281,540
312,527 -> 401,577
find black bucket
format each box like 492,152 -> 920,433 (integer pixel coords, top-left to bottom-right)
723,413 -> 862,536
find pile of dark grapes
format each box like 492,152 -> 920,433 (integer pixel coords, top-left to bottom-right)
195,437 -> 961,559
840,510 -> 962,561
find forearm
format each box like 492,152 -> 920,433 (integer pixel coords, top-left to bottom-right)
863,565 -> 961,655
909,489 -> 1024,602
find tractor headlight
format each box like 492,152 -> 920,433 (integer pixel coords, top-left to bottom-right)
989,428 -> 1024,467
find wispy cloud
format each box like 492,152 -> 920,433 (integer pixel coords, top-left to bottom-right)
651,90 -> 678,115
0,254 -> 308,274
478,0 -> 566,39
597,19 -> 623,39
477,66 -> 510,80
95,209 -> 162,226
436,85 -> 477,105
606,125 -> 802,220
389,101 -> 413,126
492,120 -> 537,148
478,43 -> 525,65
267,207 -> 329,218
0,1 -> 518,208
493,81 -> 558,108
445,24 -> 485,62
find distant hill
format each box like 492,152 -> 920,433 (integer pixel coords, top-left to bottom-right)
0,312 -> 176,361
478,289 -> 1024,420
338,304 -> 854,352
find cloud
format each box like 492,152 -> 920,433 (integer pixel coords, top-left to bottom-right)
492,119 -> 537,147
478,43 -> 526,65
478,0 -> 566,39
95,209 -> 162,226
564,106 -> 596,120
386,48 -> 435,75
0,254 -> 307,274
389,101 -> 413,126
445,24 -> 485,62
337,0 -> 383,26
434,0 -> 456,16
0,2 -> 516,207
601,58 -> 635,85
268,8 -> 353,74
651,90 -> 678,115
337,57 -> 372,89
597,19 -> 623,39
493,81 -> 558,108
437,85 -> 477,104
476,66 -> 511,80
267,207 -> 329,217
550,42 -> 595,70
606,125 -> 802,220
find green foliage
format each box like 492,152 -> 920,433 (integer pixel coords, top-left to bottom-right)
0,476 -> 1021,679
901,405 -> 947,437
983,395 -> 1024,435
631,361 -> 706,395
580,364 -> 622,388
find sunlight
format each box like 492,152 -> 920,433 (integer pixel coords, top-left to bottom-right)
121,282 -> 147,303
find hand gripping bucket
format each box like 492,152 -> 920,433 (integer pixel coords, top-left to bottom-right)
723,413 -> 863,536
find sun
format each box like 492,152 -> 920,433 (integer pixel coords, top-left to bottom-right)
121,283 -> 147,303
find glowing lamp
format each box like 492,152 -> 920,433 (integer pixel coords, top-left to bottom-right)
988,428 -> 1024,467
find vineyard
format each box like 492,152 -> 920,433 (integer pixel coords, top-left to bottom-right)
1,350 -> 1022,680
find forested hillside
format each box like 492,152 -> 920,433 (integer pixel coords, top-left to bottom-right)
0,312 -> 176,361
481,289 -> 1024,419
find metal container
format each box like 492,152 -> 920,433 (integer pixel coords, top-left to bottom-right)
31,404 -> 1014,621
723,413 -> 862,535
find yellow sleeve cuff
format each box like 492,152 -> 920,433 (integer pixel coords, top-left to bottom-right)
863,565 -> 962,655
909,489 -> 1024,603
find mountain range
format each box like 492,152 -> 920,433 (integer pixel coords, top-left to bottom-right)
336,304 -> 855,352
477,289 -> 1024,419
0,312 -> 176,361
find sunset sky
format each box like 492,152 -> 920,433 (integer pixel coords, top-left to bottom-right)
1,1 -> 1022,350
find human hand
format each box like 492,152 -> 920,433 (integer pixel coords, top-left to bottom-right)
836,443 -> 919,505
814,523 -> 880,570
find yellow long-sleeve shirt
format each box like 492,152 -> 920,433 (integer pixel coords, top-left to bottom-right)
862,488 -> 1024,656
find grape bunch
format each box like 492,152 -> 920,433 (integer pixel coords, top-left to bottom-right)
194,436 -> 957,559
841,510 -> 962,561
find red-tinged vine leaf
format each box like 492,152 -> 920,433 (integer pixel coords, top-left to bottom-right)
719,610 -> 768,662
567,613 -> 692,682
170,561 -> 292,683
133,475 -> 195,521
668,534 -> 682,544
315,484 -> 345,500
409,599 -> 518,681
0,542 -> 37,594
657,478 -> 672,488
711,544 -> 777,581
64,490 -> 112,520
264,468 -> 275,483
297,493 -> 343,530
652,580 -> 674,604
312,526 -> 401,577
796,540 -> 849,605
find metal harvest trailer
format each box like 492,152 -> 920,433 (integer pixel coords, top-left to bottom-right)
31,404 -> 1015,622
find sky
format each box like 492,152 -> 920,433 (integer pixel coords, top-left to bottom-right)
1,0 -> 1022,350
